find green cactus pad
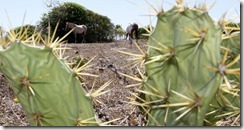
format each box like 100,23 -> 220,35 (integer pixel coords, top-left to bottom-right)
0,42 -> 97,126
144,5 -> 223,126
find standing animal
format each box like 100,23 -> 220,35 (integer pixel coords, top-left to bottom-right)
125,23 -> 139,44
65,22 -> 87,43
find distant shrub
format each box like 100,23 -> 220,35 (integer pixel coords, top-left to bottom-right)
39,2 -> 115,43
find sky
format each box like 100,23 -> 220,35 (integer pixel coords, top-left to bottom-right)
0,0 -> 241,31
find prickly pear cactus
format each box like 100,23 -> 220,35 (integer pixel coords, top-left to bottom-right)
144,1 -> 240,126
204,21 -> 240,125
119,0 -> 240,126
144,3 -> 223,126
0,26 -> 98,126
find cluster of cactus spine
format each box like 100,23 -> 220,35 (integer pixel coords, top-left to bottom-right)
0,23 -> 114,126
0,0 -> 240,126
119,0 -> 240,126
204,13 -> 240,125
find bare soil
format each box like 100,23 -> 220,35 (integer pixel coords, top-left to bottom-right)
0,40 -> 148,126
64,40 -> 148,126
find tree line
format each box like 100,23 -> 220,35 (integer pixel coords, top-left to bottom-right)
0,2 -> 151,43
5,1 -> 239,43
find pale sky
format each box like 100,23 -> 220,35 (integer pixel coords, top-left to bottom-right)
0,0 -> 241,31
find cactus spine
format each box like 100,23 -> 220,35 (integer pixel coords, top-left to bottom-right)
0,25 -> 102,126
119,0 -> 240,126
145,2 -> 223,126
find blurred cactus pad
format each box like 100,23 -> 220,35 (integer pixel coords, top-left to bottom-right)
0,25 -> 99,126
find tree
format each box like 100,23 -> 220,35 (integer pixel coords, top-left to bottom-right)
114,25 -> 125,40
138,25 -> 154,39
39,2 -> 115,43
0,26 -> 4,38
225,22 -> 240,34
13,25 -> 36,36
0,24 -> 41,46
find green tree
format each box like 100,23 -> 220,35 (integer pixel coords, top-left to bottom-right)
10,25 -> 37,40
114,25 -> 125,40
0,26 -> 4,38
138,25 -> 154,39
225,22 -> 240,34
39,2 -> 115,43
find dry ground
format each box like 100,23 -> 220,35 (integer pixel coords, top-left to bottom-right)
64,40 -> 148,126
0,40 -> 240,126
0,40 -> 148,126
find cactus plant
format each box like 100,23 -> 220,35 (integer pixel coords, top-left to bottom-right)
144,1 -> 224,126
119,0 -> 240,126
204,18 -> 240,126
0,24 -> 111,126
